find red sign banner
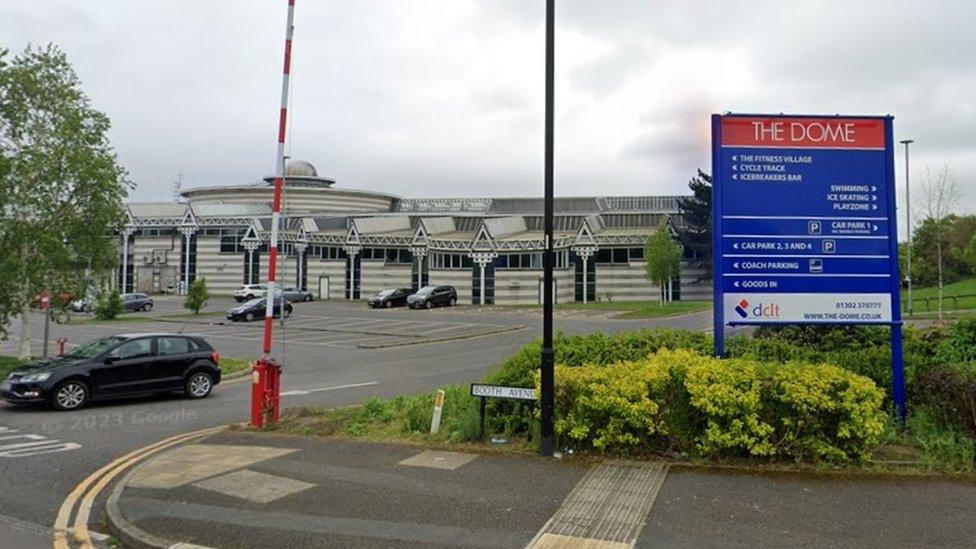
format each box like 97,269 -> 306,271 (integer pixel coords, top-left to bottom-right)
721,116 -> 886,149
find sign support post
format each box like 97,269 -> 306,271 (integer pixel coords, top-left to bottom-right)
712,113 -> 905,420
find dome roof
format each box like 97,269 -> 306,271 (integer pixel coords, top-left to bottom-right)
285,159 -> 317,177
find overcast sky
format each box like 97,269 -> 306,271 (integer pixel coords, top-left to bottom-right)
2,0 -> 975,227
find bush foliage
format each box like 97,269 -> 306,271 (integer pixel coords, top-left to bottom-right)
94,289 -> 122,320
544,349 -> 886,462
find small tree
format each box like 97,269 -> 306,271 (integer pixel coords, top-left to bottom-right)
676,170 -> 712,279
94,289 -> 122,320
644,225 -> 682,304
919,161 -> 962,320
184,277 -> 210,314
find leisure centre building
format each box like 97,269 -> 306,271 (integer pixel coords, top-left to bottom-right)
119,160 -> 708,305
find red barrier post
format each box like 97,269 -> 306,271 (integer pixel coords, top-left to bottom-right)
57,338 -> 67,357
251,360 -> 268,428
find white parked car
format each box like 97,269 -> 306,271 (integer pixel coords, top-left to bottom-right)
233,284 -> 268,302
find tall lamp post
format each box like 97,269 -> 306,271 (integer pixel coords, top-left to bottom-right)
539,0 -> 556,457
901,139 -> 914,316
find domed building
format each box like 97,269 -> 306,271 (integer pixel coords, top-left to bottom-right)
120,160 -> 708,304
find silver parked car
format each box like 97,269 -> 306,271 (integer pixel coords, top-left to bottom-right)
278,287 -> 313,302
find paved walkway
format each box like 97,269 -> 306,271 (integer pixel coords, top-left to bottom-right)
105,431 -> 976,548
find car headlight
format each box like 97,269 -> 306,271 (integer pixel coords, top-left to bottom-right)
19,372 -> 52,383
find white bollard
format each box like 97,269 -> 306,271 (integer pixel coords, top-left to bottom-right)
430,389 -> 446,434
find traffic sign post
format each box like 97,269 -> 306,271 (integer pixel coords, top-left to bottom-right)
711,114 -> 905,420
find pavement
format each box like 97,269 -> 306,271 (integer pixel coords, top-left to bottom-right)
107,430 -> 976,549
0,298 -> 713,548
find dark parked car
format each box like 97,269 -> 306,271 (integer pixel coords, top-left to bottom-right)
368,288 -> 413,308
0,334 -> 221,410
407,285 -> 458,309
122,293 -> 154,312
226,297 -> 292,322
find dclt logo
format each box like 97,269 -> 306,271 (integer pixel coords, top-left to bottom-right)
733,299 -> 781,319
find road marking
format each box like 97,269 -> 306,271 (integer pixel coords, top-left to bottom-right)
53,425 -> 224,549
0,426 -> 81,458
528,462 -> 668,549
280,381 -> 379,396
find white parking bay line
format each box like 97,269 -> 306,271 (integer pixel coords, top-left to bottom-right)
280,381 -> 379,396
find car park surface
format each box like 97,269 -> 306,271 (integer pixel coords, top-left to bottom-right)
0,296 -> 712,546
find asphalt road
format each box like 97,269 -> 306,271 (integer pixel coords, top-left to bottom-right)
0,297 -> 711,546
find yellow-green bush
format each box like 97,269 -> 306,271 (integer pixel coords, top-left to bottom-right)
539,348 -> 887,462
549,359 -> 669,450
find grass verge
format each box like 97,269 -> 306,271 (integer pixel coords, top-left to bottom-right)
220,357 -> 253,377
64,314 -> 157,325
512,300 -> 711,319
0,355 -> 26,378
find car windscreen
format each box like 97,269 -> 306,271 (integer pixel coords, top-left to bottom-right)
415,286 -> 435,295
65,336 -> 127,359
377,289 -> 397,298
244,298 -> 265,307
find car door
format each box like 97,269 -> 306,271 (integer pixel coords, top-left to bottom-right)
152,337 -> 194,391
434,286 -> 449,305
90,337 -> 156,396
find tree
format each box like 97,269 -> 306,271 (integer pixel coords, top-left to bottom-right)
918,161 -> 962,320
0,44 -> 130,357
644,225 -> 682,304
94,289 -> 122,321
675,170 -> 712,280
184,277 -> 210,314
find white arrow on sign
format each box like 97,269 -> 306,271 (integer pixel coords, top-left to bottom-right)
872,195 -> 878,201
873,224 -> 879,231
871,204 -> 878,210
732,155 -> 738,161
733,262 -> 740,269
734,281 -> 740,287
732,165 -> 738,171
732,174 -> 738,180
872,186 -> 877,192
733,242 -> 739,249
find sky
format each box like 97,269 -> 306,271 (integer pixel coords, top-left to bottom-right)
2,0 -> 975,230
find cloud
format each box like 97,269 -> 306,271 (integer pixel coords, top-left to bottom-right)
0,0 -> 973,215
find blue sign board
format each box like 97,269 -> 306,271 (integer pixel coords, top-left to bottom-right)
711,113 -> 905,418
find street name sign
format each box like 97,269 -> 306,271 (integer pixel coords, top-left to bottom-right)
711,113 -> 905,418
470,384 -> 537,401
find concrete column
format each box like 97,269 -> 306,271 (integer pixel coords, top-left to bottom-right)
572,247 -> 596,304
411,247 -> 428,290
344,246 -> 361,300
469,252 -> 496,306
178,226 -> 198,295
295,244 -> 307,290
244,241 -> 260,285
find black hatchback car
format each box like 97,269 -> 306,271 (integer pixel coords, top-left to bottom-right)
407,285 -> 458,309
226,297 -> 292,322
0,334 -> 222,410
367,288 -> 413,308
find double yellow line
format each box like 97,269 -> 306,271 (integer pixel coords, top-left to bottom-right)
52,425 -> 225,549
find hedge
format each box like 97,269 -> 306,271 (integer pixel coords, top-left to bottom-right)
544,349 -> 886,462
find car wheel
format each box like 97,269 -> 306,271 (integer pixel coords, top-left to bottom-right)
185,371 -> 213,399
425,300 -> 433,310
143,303 -> 153,312
246,294 -> 255,300
245,312 -> 254,322
304,294 -> 312,302
448,297 -> 457,307
385,301 -> 393,308
51,380 -> 88,411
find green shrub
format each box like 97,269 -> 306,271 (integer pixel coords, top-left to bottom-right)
753,325 -> 889,352
907,408 -> 976,471
914,363 -> 976,437
935,315 -> 976,364
94,289 -> 122,320
550,359 -> 670,450
537,348 -> 887,462
184,277 -> 210,314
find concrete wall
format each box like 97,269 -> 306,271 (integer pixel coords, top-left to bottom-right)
494,267 -> 574,305
679,264 -> 712,301
428,269 -> 472,304
258,254 -> 298,289
195,236 -> 246,296
594,262 -> 659,302
360,262 -> 413,297
130,234 -> 179,294
306,259 -> 345,300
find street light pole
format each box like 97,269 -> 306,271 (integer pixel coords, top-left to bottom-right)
539,0 -> 556,457
901,139 -> 914,316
